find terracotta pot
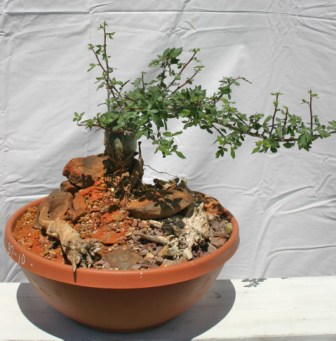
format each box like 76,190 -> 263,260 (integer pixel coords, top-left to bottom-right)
4,198 -> 239,332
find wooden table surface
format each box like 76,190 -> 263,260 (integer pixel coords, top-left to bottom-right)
0,277 -> 335,340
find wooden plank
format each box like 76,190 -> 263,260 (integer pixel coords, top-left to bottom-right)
0,277 -> 335,340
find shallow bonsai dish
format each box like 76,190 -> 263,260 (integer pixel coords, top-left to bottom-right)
5,198 -> 239,332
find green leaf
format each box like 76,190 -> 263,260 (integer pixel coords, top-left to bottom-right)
148,59 -> 160,68
283,142 -> 295,148
87,63 -> 96,72
175,150 -> 186,159
275,126 -> 283,138
180,109 -> 191,117
171,47 -> 183,58
252,146 -> 260,154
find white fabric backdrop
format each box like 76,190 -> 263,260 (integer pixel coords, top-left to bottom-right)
1,0 -> 336,282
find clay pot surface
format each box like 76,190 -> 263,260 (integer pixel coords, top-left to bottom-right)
4,198 -> 239,332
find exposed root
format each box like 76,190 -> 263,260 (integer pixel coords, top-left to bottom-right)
38,206 -> 101,272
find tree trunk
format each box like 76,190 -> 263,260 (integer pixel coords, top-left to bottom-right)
104,130 -> 137,171
104,129 -> 144,192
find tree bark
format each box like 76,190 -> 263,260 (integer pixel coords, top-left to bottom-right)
104,130 -> 137,171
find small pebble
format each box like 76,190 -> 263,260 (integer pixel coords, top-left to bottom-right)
210,236 -> 226,248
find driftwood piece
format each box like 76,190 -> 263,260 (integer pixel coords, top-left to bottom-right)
36,191 -> 101,272
177,203 -> 210,260
182,204 -> 210,258
141,203 -> 210,261
136,232 -> 169,246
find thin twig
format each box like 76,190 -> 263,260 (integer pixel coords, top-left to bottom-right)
269,93 -> 279,135
171,70 -> 199,95
144,164 -> 178,178
215,120 -> 324,143
166,50 -> 198,91
102,29 -> 111,110
309,92 -> 314,135
138,141 -> 142,159
282,107 -> 289,136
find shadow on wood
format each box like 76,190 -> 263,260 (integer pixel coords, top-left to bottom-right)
16,280 -> 236,340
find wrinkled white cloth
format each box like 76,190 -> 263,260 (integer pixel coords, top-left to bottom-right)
1,0 -> 336,281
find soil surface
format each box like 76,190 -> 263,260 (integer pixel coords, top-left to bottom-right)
13,154 -> 233,271
14,192 -> 232,270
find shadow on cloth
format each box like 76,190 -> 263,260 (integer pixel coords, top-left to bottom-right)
17,280 -> 236,341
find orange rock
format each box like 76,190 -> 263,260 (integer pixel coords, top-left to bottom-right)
71,192 -> 87,219
72,183 -> 104,213
63,154 -> 113,188
101,211 -> 125,223
86,187 -> 104,203
94,230 -> 126,245
60,181 -> 79,195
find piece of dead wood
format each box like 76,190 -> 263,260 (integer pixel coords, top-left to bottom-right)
38,206 -> 100,272
180,203 -> 210,259
139,203 -> 210,261
135,232 -> 169,245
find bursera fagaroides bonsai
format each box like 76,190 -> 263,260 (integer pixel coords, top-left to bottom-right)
14,22 -> 336,272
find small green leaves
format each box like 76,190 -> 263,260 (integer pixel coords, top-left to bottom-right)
298,130 -> 313,151
87,63 -> 97,72
149,47 -> 183,68
163,131 -> 183,137
153,135 -> 185,158
73,112 -> 85,123
74,22 -> 336,160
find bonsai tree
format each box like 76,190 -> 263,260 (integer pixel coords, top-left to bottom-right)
33,22 -> 336,271
75,22 -> 336,159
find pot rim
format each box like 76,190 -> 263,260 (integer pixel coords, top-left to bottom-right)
4,198 -> 239,289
